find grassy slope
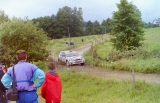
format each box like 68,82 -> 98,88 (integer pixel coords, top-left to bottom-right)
48,34 -> 106,54
39,70 -> 160,103
85,27 -> 160,73
144,28 -> 160,52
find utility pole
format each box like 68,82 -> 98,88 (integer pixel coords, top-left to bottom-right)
68,27 -> 70,38
68,27 -> 70,46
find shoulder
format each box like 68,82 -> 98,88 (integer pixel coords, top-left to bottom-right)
25,62 -> 38,67
16,62 -> 38,71
6,67 -> 13,74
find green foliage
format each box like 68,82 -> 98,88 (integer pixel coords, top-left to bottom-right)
86,20 -> 106,35
0,17 -> 50,65
32,6 -> 84,39
86,20 -> 93,35
106,46 -> 149,62
144,22 -> 159,29
32,15 -> 57,38
0,10 -> 9,24
101,18 -> 113,33
85,27 -> 160,73
93,20 -> 101,34
112,0 -> 144,50
31,6 -> 112,39
33,61 -> 47,71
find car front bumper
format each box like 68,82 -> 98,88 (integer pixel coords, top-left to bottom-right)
68,60 -> 85,65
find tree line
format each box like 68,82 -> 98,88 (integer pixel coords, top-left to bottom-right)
32,6 -> 113,39
31,6 -> 159,40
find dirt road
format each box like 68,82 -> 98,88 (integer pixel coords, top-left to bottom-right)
55,36 -> 160,84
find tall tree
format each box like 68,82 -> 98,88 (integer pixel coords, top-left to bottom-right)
56,6 -> 83,38
93,20 -> 101,34
101,18 -> 113,33
0,10 -> 9,24
86,20 -> 93,35
0,17 -> 49,65
32,15 -> 57,38
111,0 -> 144,50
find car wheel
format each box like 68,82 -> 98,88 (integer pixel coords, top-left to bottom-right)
58,59 -> 61,63
80,63 -> 85,66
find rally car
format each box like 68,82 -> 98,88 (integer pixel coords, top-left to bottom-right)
58,50 -> 85,66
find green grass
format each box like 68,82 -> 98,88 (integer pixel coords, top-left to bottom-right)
144,28 -> 160,52
12,70 -> 160,103
38,70 -> 160,103
48,34 -> 107,54
11,70 -> 160,103
85,27 -> 160,73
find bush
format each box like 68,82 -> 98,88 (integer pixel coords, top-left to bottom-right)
106,46 -> 149,62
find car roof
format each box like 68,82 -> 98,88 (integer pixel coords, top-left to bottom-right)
60,50 -> 77,54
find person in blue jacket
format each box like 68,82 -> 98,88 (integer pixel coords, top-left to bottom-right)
1,50 -> 45,103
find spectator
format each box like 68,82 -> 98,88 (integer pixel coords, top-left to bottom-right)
66,42 -> 69,47
1,64 -> 7,73
82,38 -> 84,42
9,63 -> 14,67
0,64 -> 8,103
41,62 -> 62,103
70,42 -> 74,46
1,50 -> 45,103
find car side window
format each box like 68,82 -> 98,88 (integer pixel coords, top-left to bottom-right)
63,53 -> 66,57
60,52 -> 62,56
61,52 -> 65,57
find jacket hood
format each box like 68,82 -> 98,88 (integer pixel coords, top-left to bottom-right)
45,72 -> 58,81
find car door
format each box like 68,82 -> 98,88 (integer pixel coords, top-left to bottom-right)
61,52 -> 66,63
59,52 -> 63,61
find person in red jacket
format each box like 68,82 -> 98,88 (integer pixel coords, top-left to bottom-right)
41,62 -> 62,103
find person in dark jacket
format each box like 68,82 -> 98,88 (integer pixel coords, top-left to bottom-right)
41,62 -> 62,103
0,64 -> 8,103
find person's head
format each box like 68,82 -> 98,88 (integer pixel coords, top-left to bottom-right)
16,50 -> 27,61
2,65 -> 5,68
48,62 -> 56,70
10,63 -> 14,67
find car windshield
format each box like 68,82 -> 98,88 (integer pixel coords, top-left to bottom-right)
66,52 -> 79,57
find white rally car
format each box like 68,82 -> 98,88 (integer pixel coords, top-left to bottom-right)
58,50 -> 85,66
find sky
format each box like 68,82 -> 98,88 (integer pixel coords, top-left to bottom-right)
0,0 -> 160,23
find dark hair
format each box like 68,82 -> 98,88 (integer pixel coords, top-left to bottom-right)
48,62 -> 55,70
10,63 -> 14,67
16,50 -> 27,60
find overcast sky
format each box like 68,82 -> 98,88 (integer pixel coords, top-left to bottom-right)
0,0 -> 160,23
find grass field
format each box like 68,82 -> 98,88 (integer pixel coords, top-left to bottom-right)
85,27 -> 160,73
48,34 -> 107,54
11,70 -> 160,103
144,27 -> 160,52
